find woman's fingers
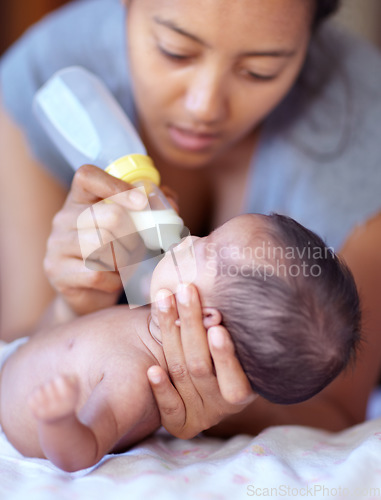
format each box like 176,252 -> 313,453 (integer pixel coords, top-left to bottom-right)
154,288 -> 215,438
176,286 -> 254,405
208,326 -> 257,405
147,366 -> 187,435
150,285 -> 256,438
175,284 -> 218,400
153,286 -> 230,431
69,164 -> 147,209
156,290 -> 198,398
45,256 -> 122,293
147,365 -> 209,440
176,284 -> 212,371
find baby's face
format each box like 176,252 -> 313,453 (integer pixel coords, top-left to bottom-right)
150,213 -> 267,306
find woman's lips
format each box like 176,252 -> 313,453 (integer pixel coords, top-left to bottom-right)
168,125 -> 221,152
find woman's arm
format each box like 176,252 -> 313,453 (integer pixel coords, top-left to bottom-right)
149,212 -> 381,436
0,101 -> 151,339
0,102 -> 68,341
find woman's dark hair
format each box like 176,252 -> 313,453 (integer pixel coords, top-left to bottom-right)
314,0 -> 342,28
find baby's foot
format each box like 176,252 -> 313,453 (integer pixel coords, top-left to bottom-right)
28,375 -> 79,423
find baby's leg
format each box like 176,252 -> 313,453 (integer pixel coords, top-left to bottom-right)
28,375 -> 98,472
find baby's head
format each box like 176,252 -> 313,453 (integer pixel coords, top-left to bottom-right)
150,213 -> 361,404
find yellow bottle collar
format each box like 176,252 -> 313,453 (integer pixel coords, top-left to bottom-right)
105,154 -> 161,185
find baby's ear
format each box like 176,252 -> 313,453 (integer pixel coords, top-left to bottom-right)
202,308 -> 222,329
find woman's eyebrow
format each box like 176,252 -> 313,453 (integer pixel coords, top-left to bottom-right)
153,16 -> 296,58
243,49 -> 296,58
153,16 -> 210,47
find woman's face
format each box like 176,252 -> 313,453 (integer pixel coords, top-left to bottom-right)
126,0 -> 313,169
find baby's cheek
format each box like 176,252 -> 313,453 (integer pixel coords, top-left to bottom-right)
150,256 -> 178,302
150,236 -> 199,301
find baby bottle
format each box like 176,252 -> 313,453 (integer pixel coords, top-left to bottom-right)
33,66 -> 184,252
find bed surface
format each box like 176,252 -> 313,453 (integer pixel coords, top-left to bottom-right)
1,412 -> 381,499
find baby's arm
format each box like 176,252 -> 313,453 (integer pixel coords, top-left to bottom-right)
29,361 -> 159,472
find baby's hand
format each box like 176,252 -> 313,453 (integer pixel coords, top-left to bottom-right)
28,375 -> 79,423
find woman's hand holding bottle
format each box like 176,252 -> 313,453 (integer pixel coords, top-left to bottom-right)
43,164 -> 149,317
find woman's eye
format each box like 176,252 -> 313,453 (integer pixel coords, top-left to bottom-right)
159,47 -> 190,61
238,67 -> 277,82
246,71 -> 277,82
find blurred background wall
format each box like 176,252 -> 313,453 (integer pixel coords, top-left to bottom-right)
334,0 -> 381,48
0,0 -> 380,56
0,0 -> 70,55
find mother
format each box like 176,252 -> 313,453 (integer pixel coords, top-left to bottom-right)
1,0 -> 381,439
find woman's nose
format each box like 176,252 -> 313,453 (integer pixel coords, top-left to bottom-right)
184,68 -> 228,125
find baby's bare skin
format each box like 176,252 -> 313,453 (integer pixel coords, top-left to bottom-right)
0,306 -> 166,471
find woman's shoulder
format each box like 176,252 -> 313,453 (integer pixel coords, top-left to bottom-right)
305,23 -> 381,117
267,22 -> 381,158
248,24 -> 381,251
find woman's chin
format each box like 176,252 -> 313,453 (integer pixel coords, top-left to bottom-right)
151,138 -> 219,170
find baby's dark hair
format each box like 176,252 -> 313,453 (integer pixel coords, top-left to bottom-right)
213,213 -> 361,404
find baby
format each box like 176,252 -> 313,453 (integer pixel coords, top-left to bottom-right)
0,214 -> 361,472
